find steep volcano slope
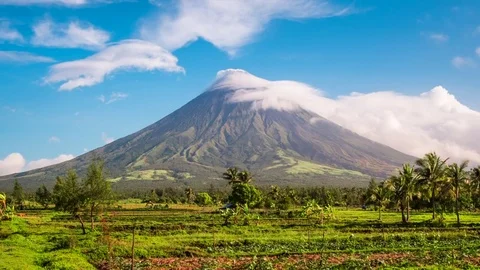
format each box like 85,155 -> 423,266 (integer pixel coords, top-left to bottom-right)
0,70 -> 414,190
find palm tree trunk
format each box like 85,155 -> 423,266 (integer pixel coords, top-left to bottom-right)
400,202 -> 406,223
455,185 -> 460,227
432,183 -> 436,220
406,199 -> 410,222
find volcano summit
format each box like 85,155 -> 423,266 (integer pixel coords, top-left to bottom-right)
0,69 -> 414,190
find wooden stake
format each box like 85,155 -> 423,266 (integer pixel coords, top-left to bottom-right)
131,226 -> 135,270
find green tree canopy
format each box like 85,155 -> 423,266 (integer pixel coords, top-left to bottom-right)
415,152 -> 449,220
35,184 -> 52,209
12,180 -> 24,208
229,183 -> 261,208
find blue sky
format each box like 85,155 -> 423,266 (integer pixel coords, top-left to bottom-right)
1,0 -> 480,175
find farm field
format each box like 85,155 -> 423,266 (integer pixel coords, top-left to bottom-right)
2,203 -> 480,269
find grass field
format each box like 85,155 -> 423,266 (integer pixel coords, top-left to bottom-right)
2,204 -> 480,269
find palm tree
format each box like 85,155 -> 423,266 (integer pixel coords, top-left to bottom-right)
399,164 -> 419,222
385,175 -> 406,222
269,185 -> 280,201
470,166 -> 480,194
369,183 -> 391,221
184,187 -> 194,204
238,170 -> 253,184
222,167 -> 240,185
415,152 -> 449,220
446,161 -> 469,226
385,164 -> 419,223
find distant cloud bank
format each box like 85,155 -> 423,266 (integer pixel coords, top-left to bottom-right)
212,69 -> 480,164
0,153 -> 74,176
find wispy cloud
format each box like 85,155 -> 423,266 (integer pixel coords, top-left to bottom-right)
48,136 -> 60,143
0,51 -> 56,63
32,17 -> 110,50
140,0 -> 352,55
474,26 -> 480,36
429,33 -> 449,43
101,132 -> 114,144
452,56 -> 475,69
476,47 -> 480,57
99,92 -> 128,104
0,20 -> 23,43
0,0 -> 114,7
45,39 -> 184,91
3,106 -> 16,113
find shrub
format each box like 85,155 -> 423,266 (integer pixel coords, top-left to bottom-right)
195,193 -> 213,206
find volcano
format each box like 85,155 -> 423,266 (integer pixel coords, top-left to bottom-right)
0,69 -> 414,190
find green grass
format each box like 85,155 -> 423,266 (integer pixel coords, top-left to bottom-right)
265,150 -> 368,178
109,169 -> 177,182
2,207 -> 480,269
286,160 -> 367,176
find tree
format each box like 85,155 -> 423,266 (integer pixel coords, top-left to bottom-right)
229,183 -> 261,208
269,186 -> 280,201
0,193 -> 6,217
415,152 -> 449,220
399,163 -> 420,222
385,176 -> 407,223
301,199 -> 323,225
53,170 -> 87,234
83,159 -> 112,230
12,180 -> 24,209
470,166 -> 480,208
385,164 -> 419,223
222,167 -> 240,185
35,185 -> 52,209
195,192 -> 213,206
185,187 -> 195,204
446,161 -> 469,226
369,183 -> 390,221
237,170 -> 253,184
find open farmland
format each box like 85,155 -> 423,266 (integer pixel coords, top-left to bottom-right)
2,203 -> 480,269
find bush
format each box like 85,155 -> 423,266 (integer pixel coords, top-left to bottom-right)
195,193 -> 213,206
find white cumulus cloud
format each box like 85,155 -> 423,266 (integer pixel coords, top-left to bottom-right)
44,39 -> 184,91
212,69 -> 480,164
32,17 -> 110,50
140,0 -> 350,55
0,153 -> 26,176
25,154 -> 75,171
0,153 -> 74,176
0,51 -> 56,63
0,20 -> 24,42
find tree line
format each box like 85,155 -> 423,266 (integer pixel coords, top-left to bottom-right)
2,152 -> 480,230
369,152 -> 480,225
